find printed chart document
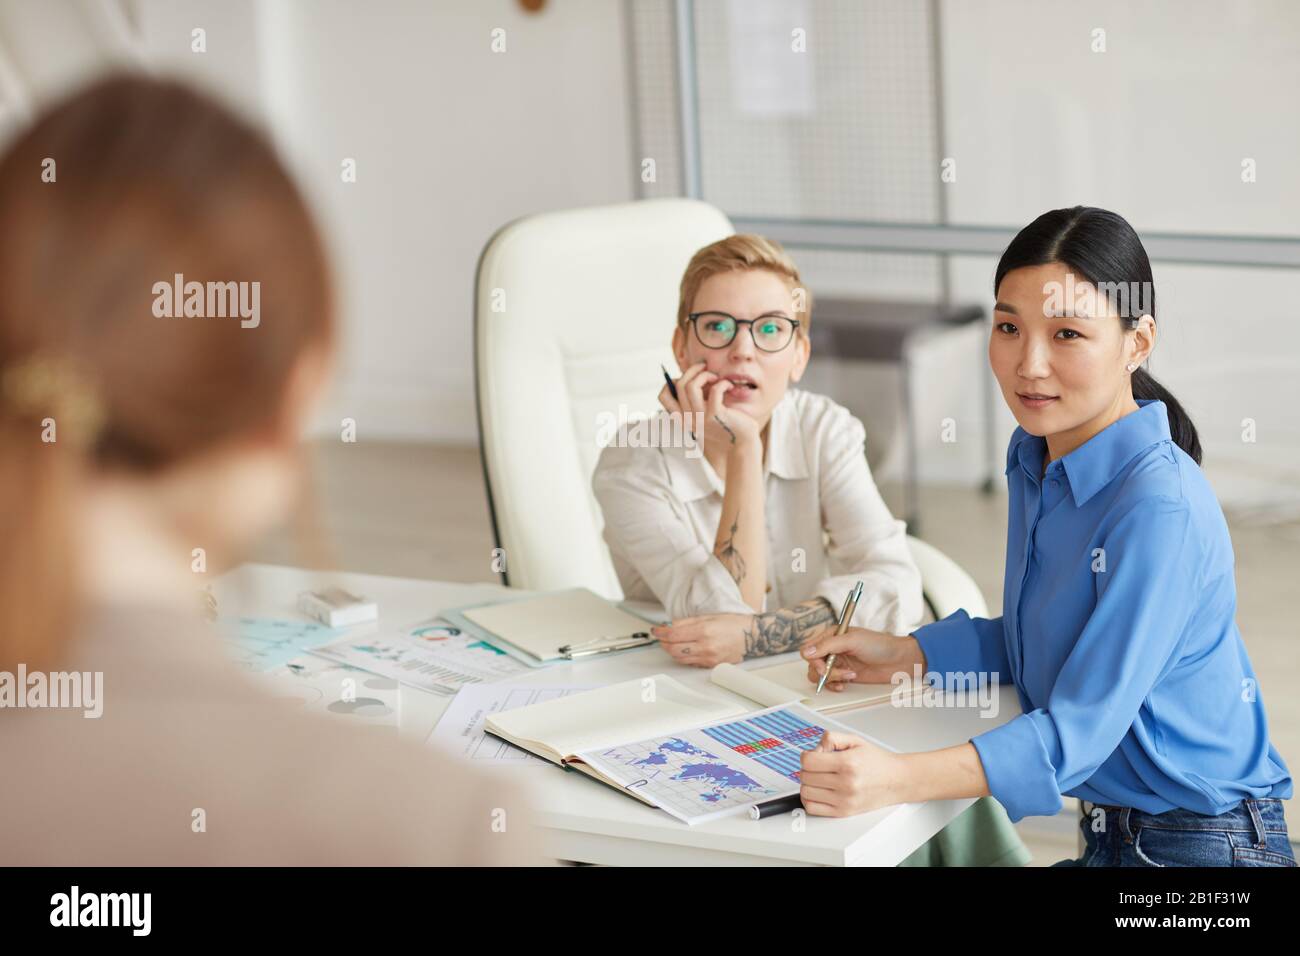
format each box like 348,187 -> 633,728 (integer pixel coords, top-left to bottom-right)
483,673 -> 895,824
258,655 -> 400,730
311,618 -> 528,695
224,616 -> 348,672
577,702 -> 881,825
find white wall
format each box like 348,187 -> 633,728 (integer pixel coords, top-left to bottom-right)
912,0 -> 1300,510
939,0 -> 1300,236
13,0 -> 638,445
133,0 -> 263,116
256,0 -> 636,443
0,0 -> 266,135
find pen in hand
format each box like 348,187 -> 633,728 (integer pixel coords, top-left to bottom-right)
815,579 -> 863,695
661,364 -> 678,401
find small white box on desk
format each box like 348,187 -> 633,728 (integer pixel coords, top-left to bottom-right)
297,587 -> 378,628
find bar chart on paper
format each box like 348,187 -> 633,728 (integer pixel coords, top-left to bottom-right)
577,705 -> 836,824
702,709 -> 826,782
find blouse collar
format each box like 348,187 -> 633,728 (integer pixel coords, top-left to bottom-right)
1004,399 -> 1172,506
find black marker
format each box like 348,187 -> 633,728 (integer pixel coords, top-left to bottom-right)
749,794 -> 804,820
661,364 -> 679,400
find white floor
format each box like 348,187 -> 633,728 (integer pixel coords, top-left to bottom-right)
251,439 -> 1300,865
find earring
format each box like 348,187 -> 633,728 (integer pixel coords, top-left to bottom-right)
1126,363 -> 1138,372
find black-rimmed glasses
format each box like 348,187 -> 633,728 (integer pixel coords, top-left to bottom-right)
688,311 -> 800,352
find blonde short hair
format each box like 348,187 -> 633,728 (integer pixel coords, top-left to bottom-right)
676,234 -> 811,335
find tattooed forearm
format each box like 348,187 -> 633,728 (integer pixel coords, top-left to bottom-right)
743,598 -> 836,659
716,516 -> 747,583
713,414 -> 736,444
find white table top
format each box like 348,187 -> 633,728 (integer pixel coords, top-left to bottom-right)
216,563 -> 1021,866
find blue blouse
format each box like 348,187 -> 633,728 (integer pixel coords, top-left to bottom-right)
914,399 -> 1292,822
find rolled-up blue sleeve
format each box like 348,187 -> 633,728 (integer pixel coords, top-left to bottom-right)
970,496 -> 1200,821
913,610 -> 1010,689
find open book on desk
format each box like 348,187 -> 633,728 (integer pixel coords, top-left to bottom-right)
484,673 -> 896,825
711,658 -> 922,714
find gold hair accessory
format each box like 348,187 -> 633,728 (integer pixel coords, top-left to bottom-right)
0,353 -> 106,443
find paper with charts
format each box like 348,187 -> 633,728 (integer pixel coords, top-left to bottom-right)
258,655 -> 400,730
578,702 -> 859,825
311,619 -> 528,695
428,683 -> 597,763
225,616 -> 346,672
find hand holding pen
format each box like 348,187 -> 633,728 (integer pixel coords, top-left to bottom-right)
658,361 -> 763,451
814,580 -> 862,695
800,600 -> 930,693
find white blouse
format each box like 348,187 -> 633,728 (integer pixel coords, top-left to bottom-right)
592,387 -> 925,635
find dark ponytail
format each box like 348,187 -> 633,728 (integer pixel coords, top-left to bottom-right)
1130,367 -> 1201,465
994,206 -> 1202,465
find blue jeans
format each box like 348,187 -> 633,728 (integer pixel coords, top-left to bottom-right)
1052,798 -> 1296,867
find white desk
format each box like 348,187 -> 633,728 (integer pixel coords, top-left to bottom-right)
216,563 -> 1021,866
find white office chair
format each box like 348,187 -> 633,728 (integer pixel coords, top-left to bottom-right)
474,197 -> 988,621
907,535 -> 988,620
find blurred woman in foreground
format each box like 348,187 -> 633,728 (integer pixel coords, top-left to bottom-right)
0,74 -> 539,865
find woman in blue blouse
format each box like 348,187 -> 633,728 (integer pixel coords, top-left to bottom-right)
799,206 -> 1294,866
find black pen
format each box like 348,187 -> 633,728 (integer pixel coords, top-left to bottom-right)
661,364 -> 678,400
749,794 -> 804,820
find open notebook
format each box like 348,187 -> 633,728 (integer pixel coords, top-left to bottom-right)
483,674 -> 897,824
710,658 -> 922,714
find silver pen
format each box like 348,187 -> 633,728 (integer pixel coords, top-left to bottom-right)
558,631 -> 652,654
815,580 -> 863,695
563,632 -> 655,660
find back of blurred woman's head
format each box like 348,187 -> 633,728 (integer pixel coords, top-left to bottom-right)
0,74 -> 334,669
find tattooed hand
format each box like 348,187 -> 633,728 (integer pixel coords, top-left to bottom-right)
651,598 -> 840,669
652,614 -> 749,667
742,598 -> 837,658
